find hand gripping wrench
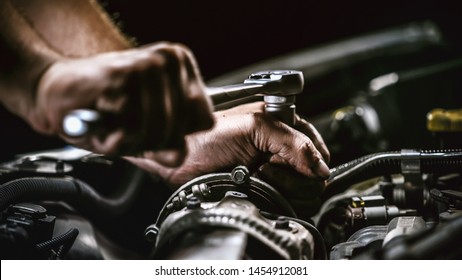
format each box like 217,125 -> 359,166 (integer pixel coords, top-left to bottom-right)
62,70 -> 304,137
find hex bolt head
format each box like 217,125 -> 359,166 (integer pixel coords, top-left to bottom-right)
231,166 -> 250,184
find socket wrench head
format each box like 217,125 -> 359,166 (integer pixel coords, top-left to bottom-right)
245,70 -> 303,126
244,70 -> 304,96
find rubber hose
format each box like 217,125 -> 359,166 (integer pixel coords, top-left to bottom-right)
323,149 -> 462,201
0,169 -> 144,217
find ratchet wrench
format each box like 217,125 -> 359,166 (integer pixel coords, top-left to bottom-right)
62,70 -> 304,137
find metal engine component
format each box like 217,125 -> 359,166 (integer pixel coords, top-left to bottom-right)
382,216 -> 427,246
146,166 -> 320,260
346,195 -> 413,229
154,191 -> 315,260
320,148 -> 462,259
330,216 -> 427,260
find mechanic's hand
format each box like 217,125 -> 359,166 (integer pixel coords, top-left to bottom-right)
127,102 -> 330,217
31,42 -> 214,166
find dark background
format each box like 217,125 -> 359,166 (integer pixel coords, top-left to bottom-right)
103,0 -> 460,80
1,0 -> 460,160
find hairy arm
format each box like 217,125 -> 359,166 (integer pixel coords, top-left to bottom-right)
0,0 -> 131,124
0,0 -> 213,163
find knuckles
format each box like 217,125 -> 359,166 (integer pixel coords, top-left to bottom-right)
143,42 -> 194,70
35,43 -> 209,157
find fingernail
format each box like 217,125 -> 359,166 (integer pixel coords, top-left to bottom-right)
317,159 -> 331,179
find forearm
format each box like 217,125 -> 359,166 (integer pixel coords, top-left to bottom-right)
0,0 -> 61,120
0,0 -> 132,122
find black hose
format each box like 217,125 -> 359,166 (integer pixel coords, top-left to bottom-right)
286,216 -> 328,260
322,149 -> 462,201
35,228 -> 79,259
0,168 -> 144,218
0,177 -> 79,210
260,211 -> 327,260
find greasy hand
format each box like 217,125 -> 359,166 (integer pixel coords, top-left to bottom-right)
127,102 -> 330,217
31,42 -> 214,166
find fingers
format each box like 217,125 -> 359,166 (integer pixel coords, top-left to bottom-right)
219,102 -> 329,173
34,42 -> 214,159
142,42 -> 214,132
294,115 -> 331,164
122,42 -> 213,155
125,101 -> 331,191
251,112 -> 331,179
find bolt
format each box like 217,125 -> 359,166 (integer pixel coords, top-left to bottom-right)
167,184 -> 211,211
275,217 -> 290,229
231,166 -> 250,184
186,196 -> 201,209
192,183 -> 211,200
